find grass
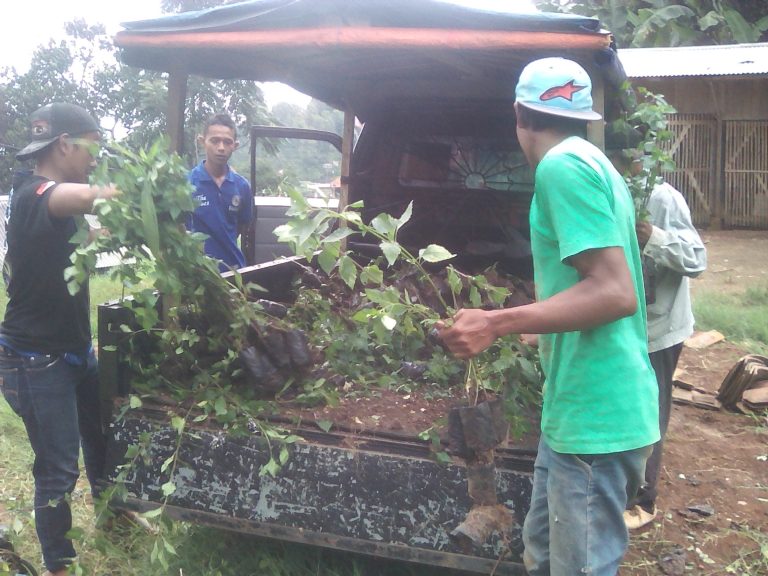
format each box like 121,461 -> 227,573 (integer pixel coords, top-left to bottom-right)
0,271 -> 129,342
693,282 -> 768,355
723,528 -> 768,575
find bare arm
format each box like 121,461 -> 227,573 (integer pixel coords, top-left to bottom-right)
438,246 -> 638,359
47,183 -> 120,218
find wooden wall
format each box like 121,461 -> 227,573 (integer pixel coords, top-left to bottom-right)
638,77 -> 768,121
634,76 -> 768,229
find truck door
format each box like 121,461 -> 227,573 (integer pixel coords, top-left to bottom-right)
245,126 -> 343,265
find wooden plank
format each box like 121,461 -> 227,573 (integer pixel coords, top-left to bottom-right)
723,120 -> 768,228
685,330 -> 725,350
663,114 -> 717,228
586,68 -> 604,149
167,70 -> 188,156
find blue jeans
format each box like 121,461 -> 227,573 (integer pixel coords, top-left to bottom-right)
522,438 -> 651,576
0,348 -> 106,572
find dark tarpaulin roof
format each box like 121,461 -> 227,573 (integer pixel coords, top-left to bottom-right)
120,0 -> 602,34
116,0 -> 621,119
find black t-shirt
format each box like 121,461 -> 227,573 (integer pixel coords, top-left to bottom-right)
1,173 -> 90,353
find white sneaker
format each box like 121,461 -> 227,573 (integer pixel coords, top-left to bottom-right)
623,505 -> 657,530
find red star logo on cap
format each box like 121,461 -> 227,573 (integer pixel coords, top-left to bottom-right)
539,80 -> 586,102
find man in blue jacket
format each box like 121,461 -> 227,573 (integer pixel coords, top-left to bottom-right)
188,113 -> 254,271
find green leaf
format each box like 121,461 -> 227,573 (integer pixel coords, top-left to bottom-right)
697,10 -> 723,32
290,187 -> 312,208
161,481 -> 176,496
370,213 -> 398,238
163,538 -> 177,556
317,246 -> 338,276
436,451 -> 452,464
723,8 -> 759,43
360,264 -> 384,285
214,396 -> 228,416
65,526 -> 86,541
446,267 -> 463,297
338,254 -> 357,289
419,244 -> 455,263
397,201 -> 413,229
756,15 -> 768,34
469,286 -> 481,308
142,507 -> 163,519
129,395 -> 143,409
260,458 -> 281,477
171,416 -> 185,435
317,419 -> 333,432
140,180 -> 161,257
380,241 -> 401,266
160,455 -> 174,473
324,227 -> 353,243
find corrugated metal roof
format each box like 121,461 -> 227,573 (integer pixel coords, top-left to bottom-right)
618,42 -> 768,78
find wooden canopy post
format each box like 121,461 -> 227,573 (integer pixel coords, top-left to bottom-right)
339,108 -> 355,252
587,70 -> 605,149
163,69 -> 188,323
167,69 -> 188,155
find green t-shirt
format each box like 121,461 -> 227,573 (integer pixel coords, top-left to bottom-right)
529,136 -> 659,454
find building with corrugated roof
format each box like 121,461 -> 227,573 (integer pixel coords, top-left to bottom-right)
618,43 -> 768,229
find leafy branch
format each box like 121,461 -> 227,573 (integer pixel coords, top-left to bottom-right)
611,85 -> 677,220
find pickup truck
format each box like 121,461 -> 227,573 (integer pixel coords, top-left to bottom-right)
104,1 -> 629,574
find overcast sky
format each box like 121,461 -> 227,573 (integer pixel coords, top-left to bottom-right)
0,0 -> 537,108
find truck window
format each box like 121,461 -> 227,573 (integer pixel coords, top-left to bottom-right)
398,137 -> 533,194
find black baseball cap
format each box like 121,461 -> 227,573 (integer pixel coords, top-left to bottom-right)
16,102 -> 101,161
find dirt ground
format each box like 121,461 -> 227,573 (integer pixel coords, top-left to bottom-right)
622,229 -> 768,576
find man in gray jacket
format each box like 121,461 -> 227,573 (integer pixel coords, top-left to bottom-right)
609,145 -> 708,529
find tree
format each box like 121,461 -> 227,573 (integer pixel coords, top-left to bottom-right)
535,0 -> 768,47
255,100 -> 345,196
0,8 -> 270,192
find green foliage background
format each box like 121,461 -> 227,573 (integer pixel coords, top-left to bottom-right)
534,0 -> 768,47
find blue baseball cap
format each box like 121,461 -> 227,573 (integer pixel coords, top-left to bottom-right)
515,57 -> 602,121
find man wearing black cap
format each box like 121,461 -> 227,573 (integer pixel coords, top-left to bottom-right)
0,102 -> 119,576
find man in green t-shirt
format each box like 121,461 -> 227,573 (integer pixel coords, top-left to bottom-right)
438,58 -> 659,575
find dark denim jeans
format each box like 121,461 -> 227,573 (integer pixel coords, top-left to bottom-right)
630,343 -> 683,512
523,438 -> 652,576
0,348 -> 106,572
